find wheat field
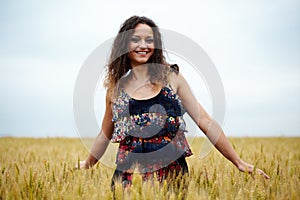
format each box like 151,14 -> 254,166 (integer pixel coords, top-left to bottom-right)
0,137 -> 299,199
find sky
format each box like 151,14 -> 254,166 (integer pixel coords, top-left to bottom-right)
0,0 -> 299,138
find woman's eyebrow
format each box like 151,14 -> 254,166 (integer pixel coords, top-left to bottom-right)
131,34 -> 154,38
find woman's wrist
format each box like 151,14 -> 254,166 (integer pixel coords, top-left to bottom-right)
85,155 -> 98,168
233,158 -> 244,170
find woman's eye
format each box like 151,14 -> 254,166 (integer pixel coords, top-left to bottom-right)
130,37 -> 140,43
146,38 -> 154,44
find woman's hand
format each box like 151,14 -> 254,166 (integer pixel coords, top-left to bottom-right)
75,160 -> 89,170
237,160 -> 270,179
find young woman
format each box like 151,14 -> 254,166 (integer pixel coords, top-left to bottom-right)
79,15 -> 269,189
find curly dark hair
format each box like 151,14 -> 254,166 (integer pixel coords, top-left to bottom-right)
104,16 -> 168,92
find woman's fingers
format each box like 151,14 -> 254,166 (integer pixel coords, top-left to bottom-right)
256,168 -> 270,179
238,160 -> 270,179
74,160 -> 87,170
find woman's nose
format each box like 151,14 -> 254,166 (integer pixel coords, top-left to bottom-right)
139,40 -> 147,48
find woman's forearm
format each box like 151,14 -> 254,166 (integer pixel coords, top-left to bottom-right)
201,118 -> 241,167
199,117 -> 269,178
85,130 -> 111,167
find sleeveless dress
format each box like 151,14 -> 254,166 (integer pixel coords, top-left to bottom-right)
111,85 -> 193,187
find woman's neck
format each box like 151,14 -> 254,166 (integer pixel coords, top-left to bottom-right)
130,64 -> 149,82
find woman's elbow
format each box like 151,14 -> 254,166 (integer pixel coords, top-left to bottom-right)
197,115 -> 213,135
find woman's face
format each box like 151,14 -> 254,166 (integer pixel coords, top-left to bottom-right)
128,23 -> 155,68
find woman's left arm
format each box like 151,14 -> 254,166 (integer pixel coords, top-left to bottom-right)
171,72 -> 269,179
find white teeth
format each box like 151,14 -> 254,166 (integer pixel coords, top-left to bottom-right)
137,51 -> 147,54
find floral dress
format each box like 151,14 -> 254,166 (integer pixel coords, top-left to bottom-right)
111,86 -> 193,188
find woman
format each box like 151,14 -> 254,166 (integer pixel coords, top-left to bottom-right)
79,16 -> 269,189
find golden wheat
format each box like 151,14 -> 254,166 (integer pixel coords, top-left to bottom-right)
0,137 -> 299,199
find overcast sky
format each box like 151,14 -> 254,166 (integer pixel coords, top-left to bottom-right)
0,0 -> 299,137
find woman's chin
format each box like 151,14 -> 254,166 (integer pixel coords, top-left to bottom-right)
131,60 -> 150,67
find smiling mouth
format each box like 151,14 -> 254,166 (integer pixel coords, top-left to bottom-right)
135,51 -> 148,55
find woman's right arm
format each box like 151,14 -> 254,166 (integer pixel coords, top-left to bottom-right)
80,90 -> 114,169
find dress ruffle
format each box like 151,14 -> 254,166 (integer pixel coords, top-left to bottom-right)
111,86 -> 193,170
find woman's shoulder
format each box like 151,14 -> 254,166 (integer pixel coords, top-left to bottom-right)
166,64 -> 185,92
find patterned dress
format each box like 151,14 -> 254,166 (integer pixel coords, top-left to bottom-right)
111,85 -> 193,188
